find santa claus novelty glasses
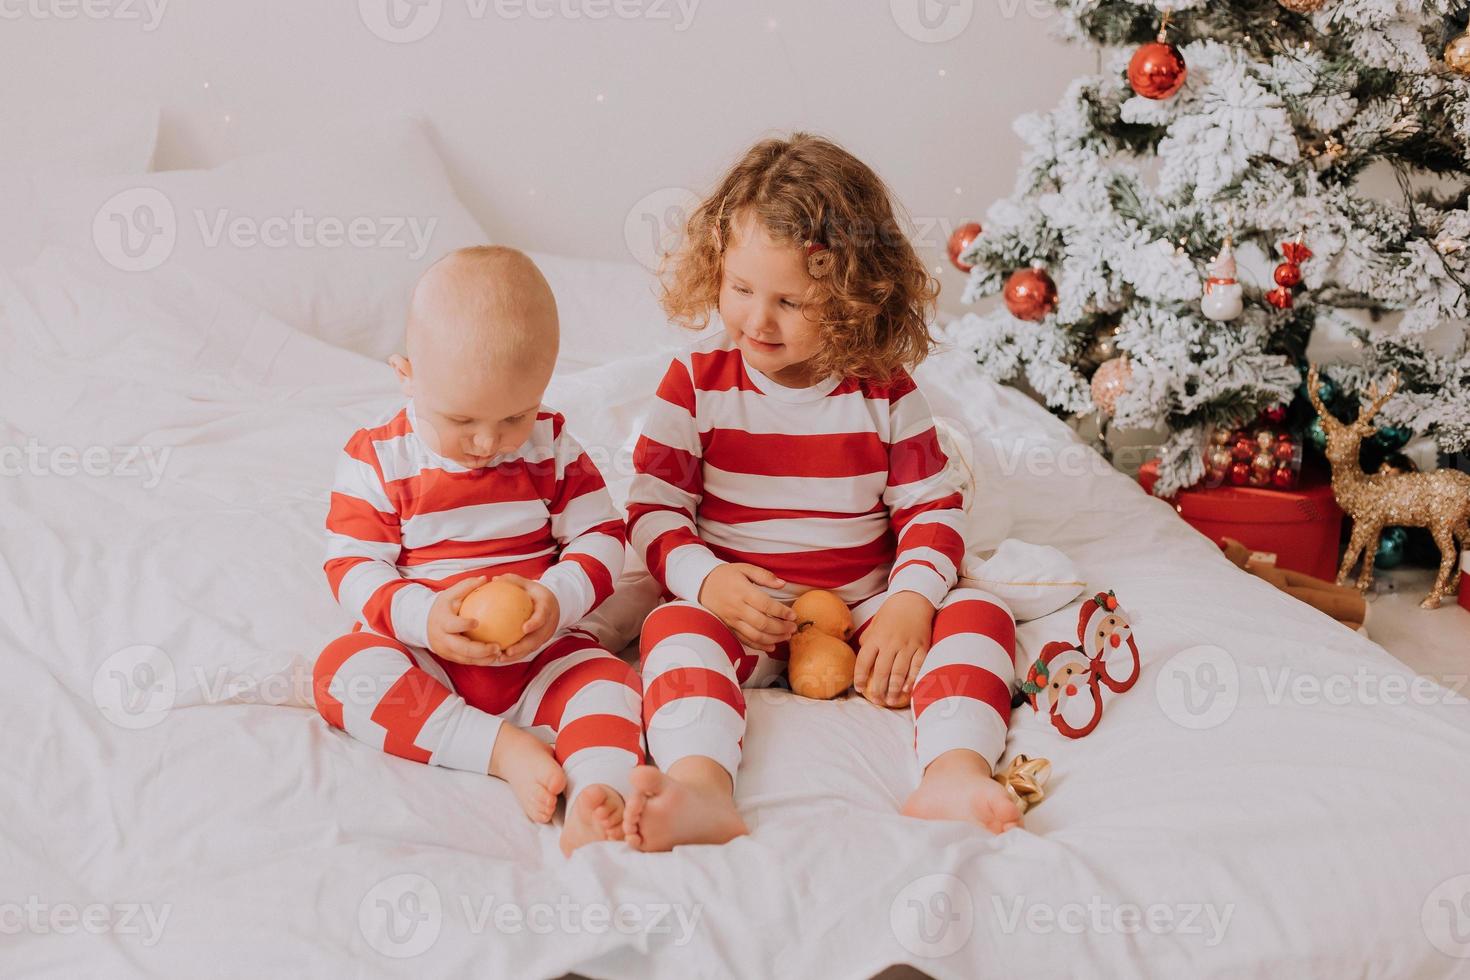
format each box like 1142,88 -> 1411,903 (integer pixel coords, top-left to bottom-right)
1020,591 -> 1141,738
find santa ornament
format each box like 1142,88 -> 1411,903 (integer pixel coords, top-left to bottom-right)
1020,590 -> 1141,738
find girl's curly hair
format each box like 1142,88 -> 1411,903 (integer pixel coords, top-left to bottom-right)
659,133 -> 940,383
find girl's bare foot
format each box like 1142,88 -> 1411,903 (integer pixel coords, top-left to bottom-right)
560,784 -> 626,856
621,760 -> 748,852
488,724 -> 566,823
901,749 -> 1022,834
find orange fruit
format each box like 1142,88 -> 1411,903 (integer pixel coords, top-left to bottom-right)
792,589 -> 853,640
788,630 -> 856,700
460,578 -> 533,647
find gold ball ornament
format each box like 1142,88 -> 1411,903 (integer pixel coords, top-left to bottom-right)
1090,356 -> 1133,417
1446,30 -> 1470,75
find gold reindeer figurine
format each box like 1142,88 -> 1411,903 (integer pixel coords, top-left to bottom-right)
1306,365 -> 1470,609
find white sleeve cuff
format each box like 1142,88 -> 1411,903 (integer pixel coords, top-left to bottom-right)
390,584 -> 438,649
665,544 -> 726,604
885,563 -> 950,610
539,561 -> 593,633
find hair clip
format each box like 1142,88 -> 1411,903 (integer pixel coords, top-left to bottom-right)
805,241 -> 834,279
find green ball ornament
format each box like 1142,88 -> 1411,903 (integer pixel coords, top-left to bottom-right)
1300,372 -> 1338,408
1375,527 -> 1408,570
1307,417 -> 1327,452
1371,424 -> 1412,452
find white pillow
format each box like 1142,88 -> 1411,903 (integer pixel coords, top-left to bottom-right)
528,250 -> 690,371
1,101 -> 159,269
32,116 -> 487,362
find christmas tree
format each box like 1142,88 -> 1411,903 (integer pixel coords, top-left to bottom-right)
952,0 -> 1470,495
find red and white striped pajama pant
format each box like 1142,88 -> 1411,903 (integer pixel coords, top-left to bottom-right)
639,587 -> 1017,782
313,627 -> 645,803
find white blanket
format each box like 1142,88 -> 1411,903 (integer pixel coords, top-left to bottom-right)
4,250 -> 1470,978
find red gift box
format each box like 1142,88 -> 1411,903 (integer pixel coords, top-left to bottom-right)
1138,460 -> 1344,582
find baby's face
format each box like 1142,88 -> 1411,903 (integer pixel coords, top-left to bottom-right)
407,350 -> 550,468
719,212 -> 825,387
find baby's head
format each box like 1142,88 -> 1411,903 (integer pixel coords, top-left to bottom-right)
390,246 -> 559,468
661,133 -> 938,386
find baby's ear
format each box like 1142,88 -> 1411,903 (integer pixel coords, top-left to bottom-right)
387,354 -> 413,397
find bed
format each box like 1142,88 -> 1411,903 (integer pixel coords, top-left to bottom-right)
5,119 -> 1470,980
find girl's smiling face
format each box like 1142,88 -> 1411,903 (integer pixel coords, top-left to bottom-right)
719,211 -> 825,387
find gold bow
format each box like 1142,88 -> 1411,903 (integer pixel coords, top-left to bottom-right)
993,754 -> 1051,813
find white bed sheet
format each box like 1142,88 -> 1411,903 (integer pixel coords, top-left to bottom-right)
3,250 -> 1470,979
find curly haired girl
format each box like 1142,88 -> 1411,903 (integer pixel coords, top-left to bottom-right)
623,134 -> 1021,850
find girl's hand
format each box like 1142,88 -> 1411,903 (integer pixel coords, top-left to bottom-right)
427,577 -> 501,664
697,563 -> 798,652
855,591 -> 935,707
490,573 -> 560,663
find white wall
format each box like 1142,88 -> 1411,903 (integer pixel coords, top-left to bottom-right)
1,0 -> 1094,313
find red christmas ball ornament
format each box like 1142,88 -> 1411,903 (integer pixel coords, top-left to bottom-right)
1263,405 -> 1288,425
1129,41 -> 1187,99
1229,461 -> 1251,486
1273,262 -> 1303,288
947,222 -> 983,272
1265,287 -> 1294,310
1004,265 -> 1058,322
1271,466 -> 1297,490
1272,439 -> 1297,463
1231,435 -> 1255,462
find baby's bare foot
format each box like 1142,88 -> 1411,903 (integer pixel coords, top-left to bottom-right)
489,724 -> 566,823
901,749 -> 1022,834
622,763 -> 747,852
560,784 -> 626,856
